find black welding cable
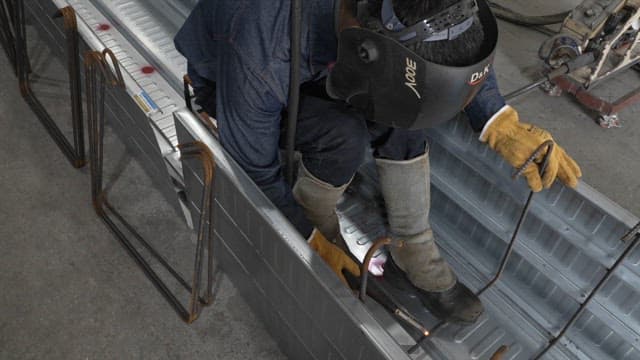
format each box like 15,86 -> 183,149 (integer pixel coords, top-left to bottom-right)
488,1 -> 570,26
286,0 -> 302,185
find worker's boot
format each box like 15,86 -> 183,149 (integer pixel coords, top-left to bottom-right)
293,161 -> 350,249
376,153 -> 483,324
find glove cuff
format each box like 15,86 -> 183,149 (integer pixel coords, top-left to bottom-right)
307,228 -> 320,244
479,105 -> 517,142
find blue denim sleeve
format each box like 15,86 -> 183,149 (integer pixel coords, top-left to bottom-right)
174,1 -> 219,84
464,68 -> 506,132
216,46 -> 314,237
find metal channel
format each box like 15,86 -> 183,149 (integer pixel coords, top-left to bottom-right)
175,109 -> 410,360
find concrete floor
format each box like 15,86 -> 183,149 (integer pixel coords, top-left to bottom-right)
0,44 -> 286,360
1,2 -> 639,360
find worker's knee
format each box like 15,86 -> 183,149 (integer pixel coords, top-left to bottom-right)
327,115 -> 369,161
370,125 -> 429,161
300,108 -> 368,186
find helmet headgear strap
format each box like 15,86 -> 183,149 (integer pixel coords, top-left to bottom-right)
379,0 -> 479,44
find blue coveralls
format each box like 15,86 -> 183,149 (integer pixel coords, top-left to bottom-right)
174,0 -> 506,237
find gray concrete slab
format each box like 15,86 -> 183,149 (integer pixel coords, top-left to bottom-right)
0,44 -> 286,359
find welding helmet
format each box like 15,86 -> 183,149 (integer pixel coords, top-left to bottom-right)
327,0 -> 498,129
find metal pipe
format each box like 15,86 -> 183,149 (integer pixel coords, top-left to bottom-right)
504,77 -> 548,101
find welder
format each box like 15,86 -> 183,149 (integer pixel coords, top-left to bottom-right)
174,0 -> 582,325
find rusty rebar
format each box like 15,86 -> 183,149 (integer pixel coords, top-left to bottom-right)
358,237 -> 406,302
490,345 -> 509,360
532,225 -> 640,358
478,140 -> 555,295
359,237 -> 392,302
85,49 -> 218,323
14,3 -> 86,168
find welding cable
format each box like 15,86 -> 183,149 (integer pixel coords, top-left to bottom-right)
487,1 -> 570,26
286,0 -> 302,184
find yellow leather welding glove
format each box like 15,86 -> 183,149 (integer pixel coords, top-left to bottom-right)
308,229 -> 360,286
480,106 -> 582,192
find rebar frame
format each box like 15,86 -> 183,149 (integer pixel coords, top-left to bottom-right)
13,1 -> 86,168
85,49 -> 219,323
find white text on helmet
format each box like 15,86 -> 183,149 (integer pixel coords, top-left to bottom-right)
469,64 -> 491,85
405,58 -> 421,99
